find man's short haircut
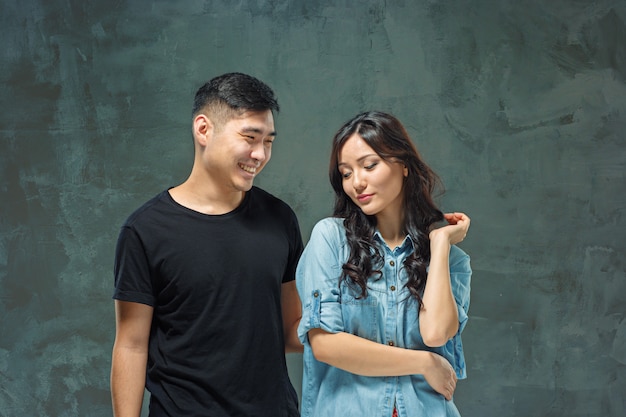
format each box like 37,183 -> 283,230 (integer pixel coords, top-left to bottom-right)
192,73 -> 279,128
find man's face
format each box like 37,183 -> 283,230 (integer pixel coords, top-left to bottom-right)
201,109 -> 276,193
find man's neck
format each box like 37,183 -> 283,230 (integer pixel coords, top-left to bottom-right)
168,179 -> 246,215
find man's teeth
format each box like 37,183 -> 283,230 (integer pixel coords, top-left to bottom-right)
240,164 -> 257,173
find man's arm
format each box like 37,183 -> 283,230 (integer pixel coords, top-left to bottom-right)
111,300 -> 154,417
281,280 -> 303,353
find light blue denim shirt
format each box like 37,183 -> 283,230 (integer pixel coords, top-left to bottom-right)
296,217 -> 471,417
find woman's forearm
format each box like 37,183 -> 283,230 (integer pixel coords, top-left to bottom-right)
419,236 -> 459,347
308,328 -> 435,376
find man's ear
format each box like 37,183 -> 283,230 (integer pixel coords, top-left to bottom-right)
193,114 -> 214,146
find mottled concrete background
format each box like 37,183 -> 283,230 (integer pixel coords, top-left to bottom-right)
1,0 -> 625,416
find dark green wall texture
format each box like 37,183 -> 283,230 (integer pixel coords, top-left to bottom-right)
1,0 -> 625,416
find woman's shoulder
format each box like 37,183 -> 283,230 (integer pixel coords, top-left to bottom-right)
449,245 -> 471,272
308,217 -> 347,244
311,216 -> 345,234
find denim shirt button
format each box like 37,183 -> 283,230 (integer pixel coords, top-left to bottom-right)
387,341 -> 395,346
390,286 -> 396,291
389,260 -> 395,266
313,291 -> 319,297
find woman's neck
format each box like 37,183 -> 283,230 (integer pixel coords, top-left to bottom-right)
376,212 -> 406,249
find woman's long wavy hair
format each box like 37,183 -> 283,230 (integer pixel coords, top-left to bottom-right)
329,111 -> 444,308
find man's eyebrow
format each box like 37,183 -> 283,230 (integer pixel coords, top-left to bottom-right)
240,126 -> 277,136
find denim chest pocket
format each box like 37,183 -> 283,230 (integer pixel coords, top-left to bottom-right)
340,288 -> 382,343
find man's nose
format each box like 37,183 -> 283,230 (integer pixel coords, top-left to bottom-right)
250,142 -> 267,162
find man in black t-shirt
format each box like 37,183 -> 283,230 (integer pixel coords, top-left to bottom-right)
111,73 -> 304,417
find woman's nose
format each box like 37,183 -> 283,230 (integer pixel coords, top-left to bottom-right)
352,172 -> 366,191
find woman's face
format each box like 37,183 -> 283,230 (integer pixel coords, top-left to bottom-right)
337,133 -> 407,220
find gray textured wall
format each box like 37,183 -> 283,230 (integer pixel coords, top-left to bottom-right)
1,0 -> 625,416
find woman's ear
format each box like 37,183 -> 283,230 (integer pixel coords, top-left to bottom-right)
403,165 -> 409,177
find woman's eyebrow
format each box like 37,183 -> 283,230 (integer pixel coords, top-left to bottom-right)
338,154 -> 378,166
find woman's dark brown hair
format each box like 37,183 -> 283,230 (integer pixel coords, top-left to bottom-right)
329,111 -> 444,308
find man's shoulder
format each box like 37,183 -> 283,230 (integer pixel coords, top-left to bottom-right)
122,190 -> 171,228
250,185 -> 283,201
249,186 -> 295,213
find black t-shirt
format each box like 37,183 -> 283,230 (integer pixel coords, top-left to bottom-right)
113,187 -> 303,417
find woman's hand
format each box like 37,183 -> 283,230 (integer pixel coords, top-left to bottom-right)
423,352 -> 458,401
429,212 -> 470,246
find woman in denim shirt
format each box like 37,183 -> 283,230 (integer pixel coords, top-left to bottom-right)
296,111 -> 471,417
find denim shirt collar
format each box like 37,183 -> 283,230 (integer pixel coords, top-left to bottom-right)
373,230 -> 414,255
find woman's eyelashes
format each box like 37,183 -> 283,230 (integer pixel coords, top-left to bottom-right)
341,160 -> 379,179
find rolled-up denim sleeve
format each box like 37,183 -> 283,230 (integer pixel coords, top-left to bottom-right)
296,219 -> 345,345
454,254 -> 471,334
443,246 -> 472,379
